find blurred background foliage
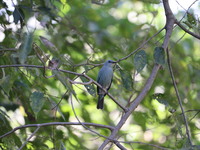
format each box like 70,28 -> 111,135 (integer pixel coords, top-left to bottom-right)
0,0 -> 200,149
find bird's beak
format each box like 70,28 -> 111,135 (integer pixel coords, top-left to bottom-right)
111,61 -> 117,67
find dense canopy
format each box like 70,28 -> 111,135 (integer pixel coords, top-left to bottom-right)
0,0 -> 200,149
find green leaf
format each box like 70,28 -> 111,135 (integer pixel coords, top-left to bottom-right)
0,109 -> 10,124
53,70 -> 77,98
152,93 -> 169,107
134,50 -> 147,73
80,76 -> 96,96
187,12 -> 196,25
0,75 -> 14,95
30,91 -> 45,117
19,32 -> 33,64
153,47 -> 165,65
183,21 -> 193,28
120,70 -> 133,91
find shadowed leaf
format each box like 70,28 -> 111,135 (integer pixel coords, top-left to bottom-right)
152,93 -> 169,107
153,47 -> 165,65
120,70 -> 133,91
134,50 -> 147,73
30,91 -> 45,117
52,70 -> 77,98
19,32 -> 33,64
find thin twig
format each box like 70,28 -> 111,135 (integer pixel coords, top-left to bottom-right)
189,111 -> 200,121
175,20 -> 200,39
18,127 -> 40,150
166,48 -> 192,145
182,109 -> 200,113
69,78 -> 93,85
119,141 -> 170,150
176,0 -> 199,22
118,27 -> 165,62
69,94 -> 127,149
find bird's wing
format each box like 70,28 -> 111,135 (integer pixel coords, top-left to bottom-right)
106,74 -> 113,91
97,73 -> 100,94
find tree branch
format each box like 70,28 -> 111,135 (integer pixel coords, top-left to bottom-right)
166,48 -> 192,145
118,27 -> 165,62
99,0 -> 176,149
18,127 -> 40,150
175,20 -> 200,40
0,64 -> 126,111
119,141 -> 170,150
0,122 -> 114,139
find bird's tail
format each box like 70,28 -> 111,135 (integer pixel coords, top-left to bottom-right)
97,95 -> 104,109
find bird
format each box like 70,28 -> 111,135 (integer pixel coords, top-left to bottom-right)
97,60 -> 116,109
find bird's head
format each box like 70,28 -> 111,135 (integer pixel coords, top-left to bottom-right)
104,60 -> 117,67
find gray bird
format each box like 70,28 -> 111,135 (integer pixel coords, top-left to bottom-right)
97,60 -> 116,109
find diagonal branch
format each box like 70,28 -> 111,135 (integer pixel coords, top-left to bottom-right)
175,20 -> 200,40
99,0 -> 176,149
18,127 -> 40,150
0,64 -> 126,111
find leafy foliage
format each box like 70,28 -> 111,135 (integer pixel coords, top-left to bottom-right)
0,0 -> 200,149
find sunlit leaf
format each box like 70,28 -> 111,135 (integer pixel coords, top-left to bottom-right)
120,70 -> 133,91
30,91 -> 45,117
153,47 -> 165,65
53,1 -> 70,17
152,93 -> 169,107
134,50 -> 147,73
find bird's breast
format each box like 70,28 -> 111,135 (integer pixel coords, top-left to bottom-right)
97,66 -> 113,87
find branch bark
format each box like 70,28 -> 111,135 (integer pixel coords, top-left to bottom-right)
175,20 -> 200,40
99,0 -> 176,149
0,122 -> 114,139
0,64 -> 126,111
